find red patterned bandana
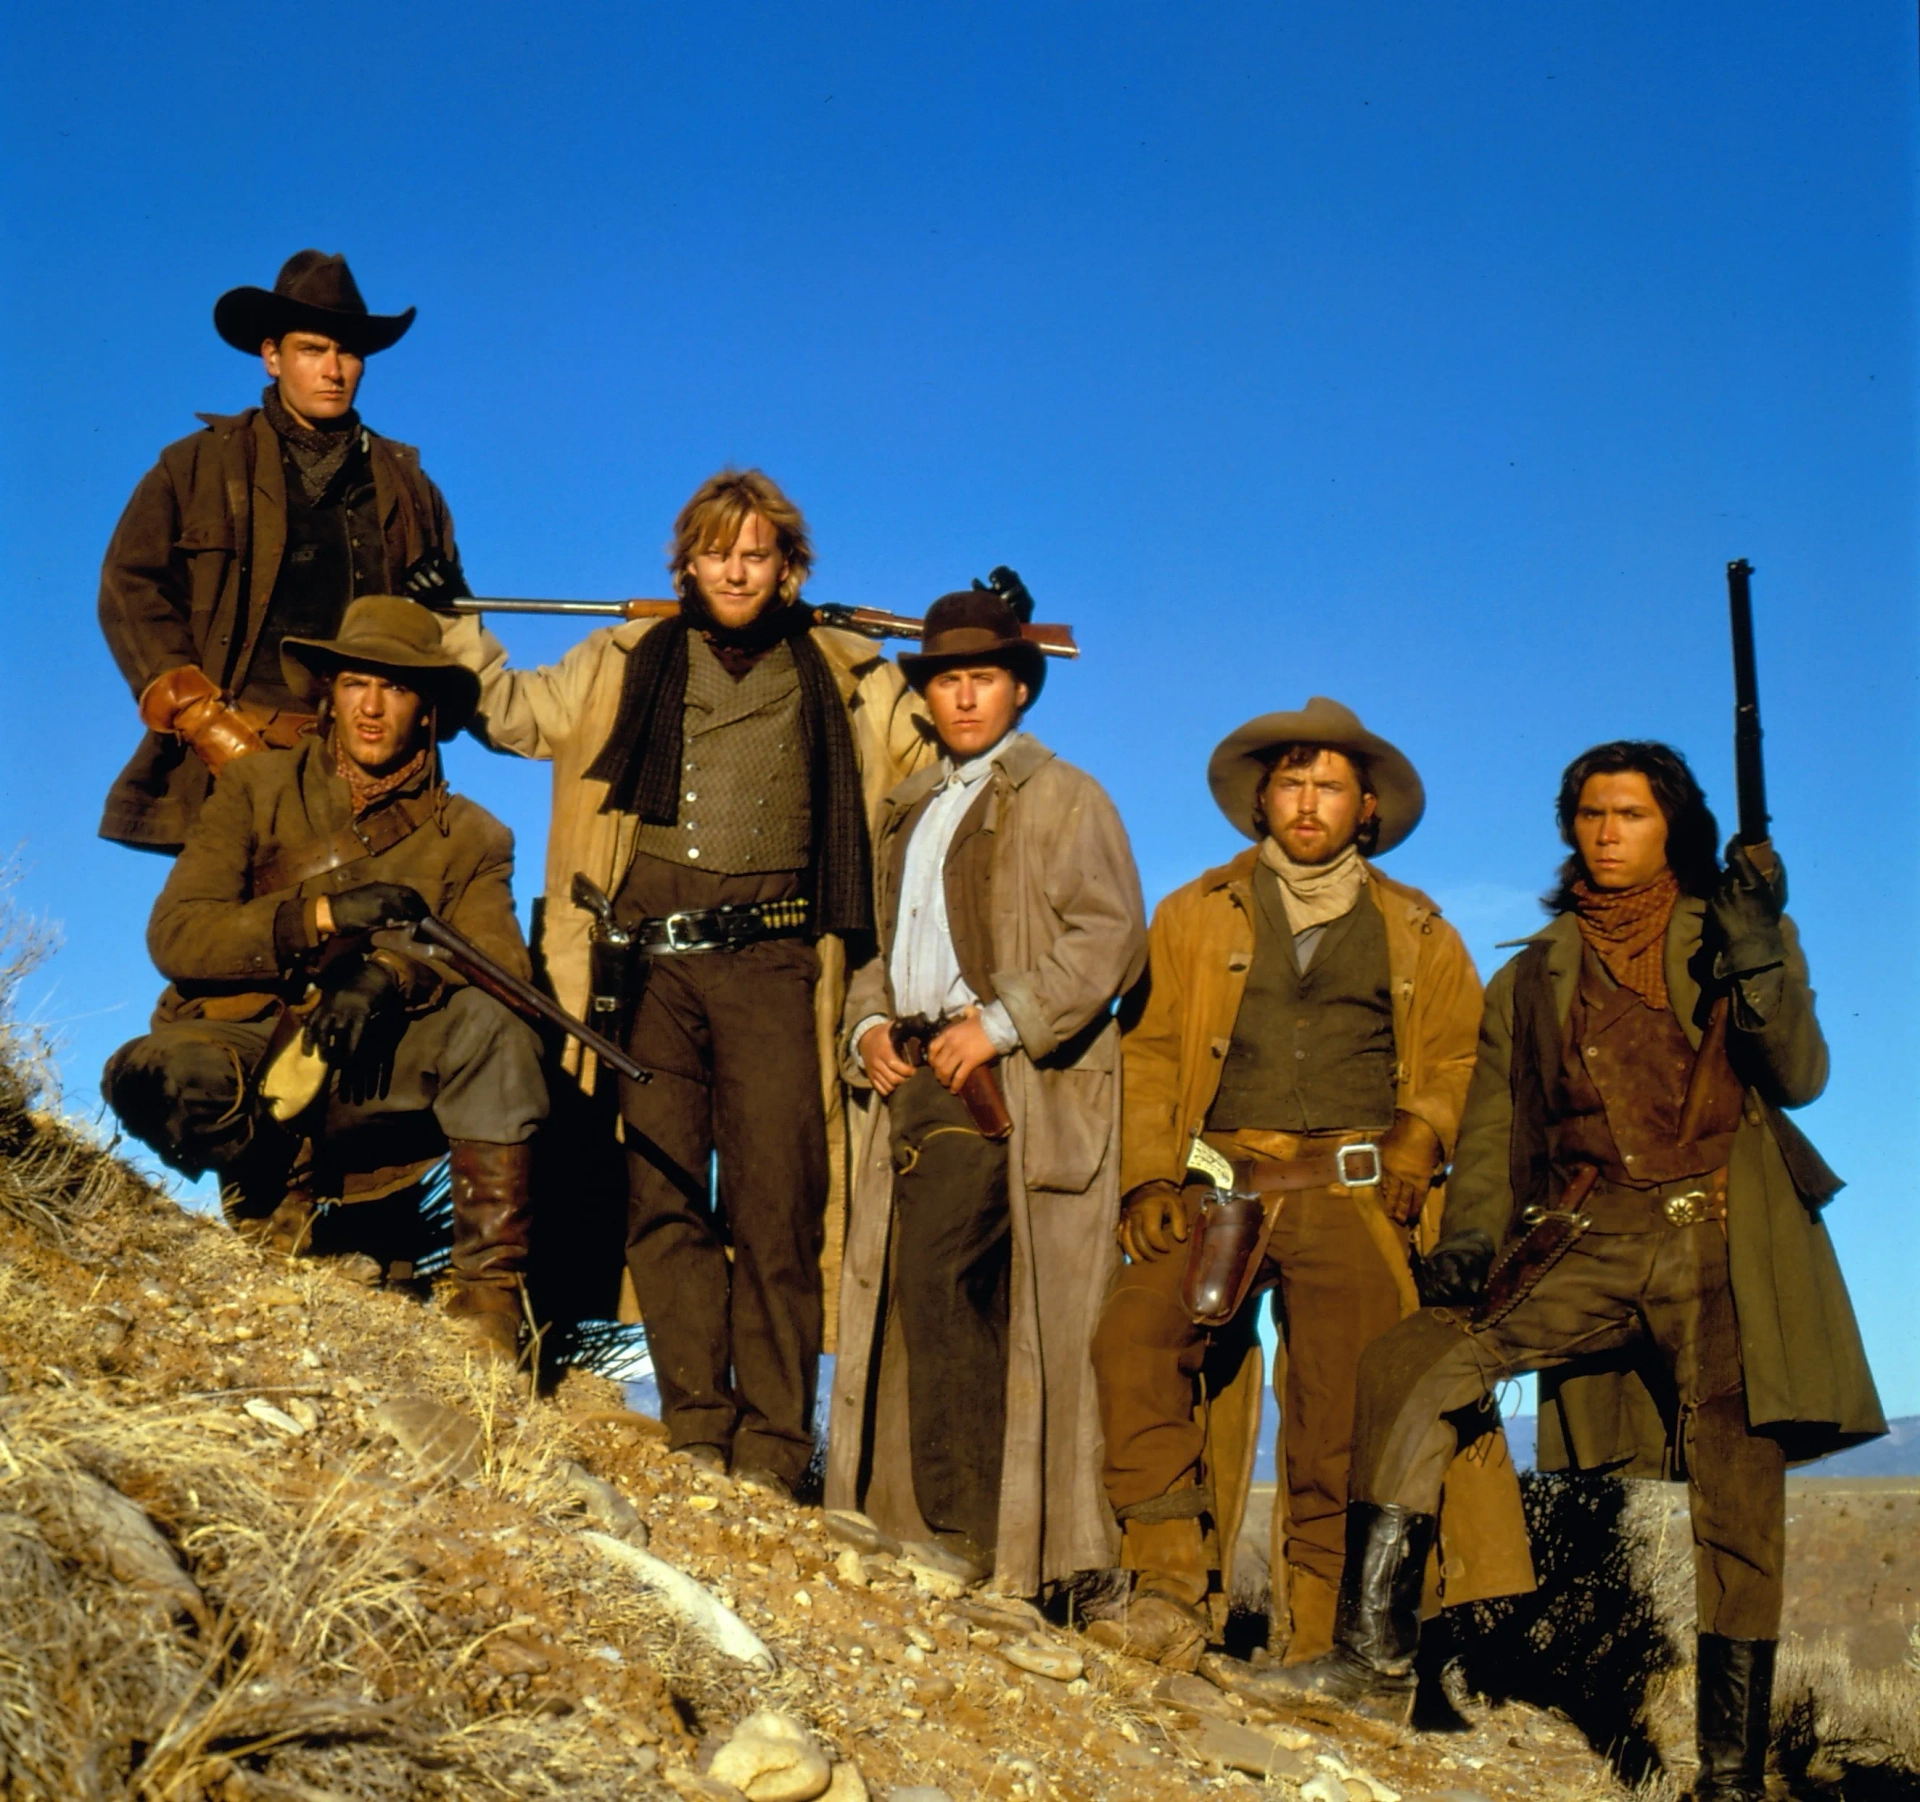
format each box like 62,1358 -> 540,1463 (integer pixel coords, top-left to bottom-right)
1571,870 -> 1680,1010
332,732 -> 433,818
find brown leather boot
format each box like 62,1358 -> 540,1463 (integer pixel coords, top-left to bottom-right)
228,1185 -> 317,1257
1084,1515 -> 1211,1671
444,1140 -> 533,1365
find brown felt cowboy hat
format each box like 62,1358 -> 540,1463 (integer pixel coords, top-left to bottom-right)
897,590 -> 1047,701
282,597 -> 479,739
1208,696 -> 1425,852
214,250 -> 416,356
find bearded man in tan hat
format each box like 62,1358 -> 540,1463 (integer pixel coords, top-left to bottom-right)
825,590 -> 1147,1596
1087,698 -> 1531,1673
101,597 -> 546,1362
97,251 -> 459,853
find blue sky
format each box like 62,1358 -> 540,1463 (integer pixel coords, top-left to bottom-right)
2,4 -> 1915,1411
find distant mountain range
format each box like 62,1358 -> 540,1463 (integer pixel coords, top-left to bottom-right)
1503,1413 -> 1920,1478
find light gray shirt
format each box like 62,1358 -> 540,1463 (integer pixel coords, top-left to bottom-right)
853,733 -> 1023,1068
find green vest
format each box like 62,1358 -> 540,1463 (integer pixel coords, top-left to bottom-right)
1206,867 -> 1397,1133
634,634 -> 812,875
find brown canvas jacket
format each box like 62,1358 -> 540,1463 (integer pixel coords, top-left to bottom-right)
829,738 -> 1150,1594
98,408 -> 456,851
146,735 -> 526,1026
1449,902 -> 1886,1473
1119,845 -> 1534,1610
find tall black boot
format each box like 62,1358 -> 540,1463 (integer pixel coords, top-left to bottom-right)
1694,1633 -> 1775,1801
1233,1503 -> 1436,1724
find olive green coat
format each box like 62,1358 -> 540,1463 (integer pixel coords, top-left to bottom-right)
1446,900 -> 1885,1474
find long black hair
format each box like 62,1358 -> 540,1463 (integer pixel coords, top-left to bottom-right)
1544,740 -> 1720,911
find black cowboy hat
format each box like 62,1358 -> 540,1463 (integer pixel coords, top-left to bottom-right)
281,596 -> 479,739
214,250 -> 415,356
1208,696 -> 1426,852
898,590 -> 1047,702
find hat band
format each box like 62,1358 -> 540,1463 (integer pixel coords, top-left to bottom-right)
915,626 -> 1027,660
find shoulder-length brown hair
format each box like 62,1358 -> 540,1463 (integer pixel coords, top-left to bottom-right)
669,468 -> 813,605
1543,739 -> 1721,910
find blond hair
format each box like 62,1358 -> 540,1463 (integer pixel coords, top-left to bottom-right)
668,468 -> 813,604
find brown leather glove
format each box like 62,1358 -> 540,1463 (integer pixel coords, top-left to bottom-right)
138,665 -> 268,773
1375,1111 -> 1443,1226
1117,1179 -> 1194,1263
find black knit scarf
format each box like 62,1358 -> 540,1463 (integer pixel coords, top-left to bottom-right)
262,384 -> 361,501
585,603 -> 874,940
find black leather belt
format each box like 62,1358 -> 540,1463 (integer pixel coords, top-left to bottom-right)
631,897 -> 810,956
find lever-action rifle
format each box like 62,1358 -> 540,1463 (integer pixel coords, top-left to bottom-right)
447,565 -> 1080,660
1726,557 -> 1769,850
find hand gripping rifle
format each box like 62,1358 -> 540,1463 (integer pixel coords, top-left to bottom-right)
445,564 -> 1080,660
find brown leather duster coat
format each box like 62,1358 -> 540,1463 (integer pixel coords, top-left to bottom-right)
98,408 -> 456,851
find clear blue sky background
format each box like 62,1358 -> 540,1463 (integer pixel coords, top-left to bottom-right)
2,5 -> 1915,1413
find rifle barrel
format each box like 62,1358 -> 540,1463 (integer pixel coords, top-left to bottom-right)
456,598 -> 636,617
1726,558 -> 1769,846
414,916 -> 652,1084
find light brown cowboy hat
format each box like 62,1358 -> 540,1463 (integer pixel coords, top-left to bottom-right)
898,589 -> 1048,701
1208,696 -> 1425,852
214,250 -> 415,356
281,596 -> 480,739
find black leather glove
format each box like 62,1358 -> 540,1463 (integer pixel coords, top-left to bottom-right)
1709,840 -> 1788,981
400,550 -> 472,610
327,882 -> 429,937
303,955 -> 403,1071
1415,1229 -> 1495,1308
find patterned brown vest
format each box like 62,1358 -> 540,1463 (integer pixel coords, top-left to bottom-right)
1552,948 -> 1741,1185
633,634 -> 812,875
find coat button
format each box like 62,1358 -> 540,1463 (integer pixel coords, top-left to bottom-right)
688,847 -> 701,860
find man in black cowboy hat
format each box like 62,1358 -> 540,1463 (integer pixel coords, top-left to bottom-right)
1085,699 -> 1530,1672
826,590 -> 1146,1594
97,250 -> 459,852
101,596 -> 547,1362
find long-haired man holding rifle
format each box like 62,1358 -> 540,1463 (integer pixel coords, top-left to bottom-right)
437,469 -> 932,1496
1261,738 -> 1884,1802
102,597 -> 548,1364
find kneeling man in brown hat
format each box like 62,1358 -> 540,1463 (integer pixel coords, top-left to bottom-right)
1089,699 -> 1528,1671
826,590 -> 1147,1595
102,597 -> 546,1362
98,251 -> 459,854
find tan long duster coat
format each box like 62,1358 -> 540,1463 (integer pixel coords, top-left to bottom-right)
1120,847 -> 1535,1611
828,736 -> 1149,1596
439,611 -> 934,1332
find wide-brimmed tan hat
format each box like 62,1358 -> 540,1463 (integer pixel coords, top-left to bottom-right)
214,250 -> 415,356
282,596 -> 479,739
1208,696 -> 1425,852
898,589 -> 1047,701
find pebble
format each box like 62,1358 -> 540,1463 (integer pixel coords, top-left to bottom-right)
243,1397 -> 306,1438
707,1710 -> 832,1801
819,1766 -> 868,1802
834,1547 -> 869,1588
371,1396 -> 483,1481
285,1396 -> 321,1433
1000,1640 -> 1083,1682
483,1636 -> 551,1677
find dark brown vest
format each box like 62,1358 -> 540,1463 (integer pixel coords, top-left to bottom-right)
1206,868 -> 1396,1134
1552,948 -> 1741,1185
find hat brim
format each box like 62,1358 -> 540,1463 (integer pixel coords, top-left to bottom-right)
214,287 -> 415,357
1207,710 -> 1425,851
897,641 -> 1047,703
280,637 -> 479,741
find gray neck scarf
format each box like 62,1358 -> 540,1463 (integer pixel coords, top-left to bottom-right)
262,384 -> 361,502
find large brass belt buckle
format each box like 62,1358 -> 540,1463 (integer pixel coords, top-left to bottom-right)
1335,1141 -> 1382,1188
1662,1188 -> 1711,1226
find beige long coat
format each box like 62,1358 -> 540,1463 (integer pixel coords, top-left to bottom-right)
439,611 -> 934,1332
1120,847 -> 1535,1612
827,737 -> 1149,1597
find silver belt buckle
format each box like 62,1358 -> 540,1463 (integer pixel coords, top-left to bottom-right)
1662,1188 -> 1710,1226
1335,1141 -> 1382,1187
661,911 -> 702,953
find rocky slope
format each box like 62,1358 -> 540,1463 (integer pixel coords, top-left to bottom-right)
0,1031 -> 1914,1801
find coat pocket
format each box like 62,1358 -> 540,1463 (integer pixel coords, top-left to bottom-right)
1020,1065 -> 1113,1195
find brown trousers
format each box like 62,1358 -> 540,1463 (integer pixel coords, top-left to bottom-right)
1350,1217 -> 1786,1639
1094,1167 -> 1404,1643
618,937 -> 827,1486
